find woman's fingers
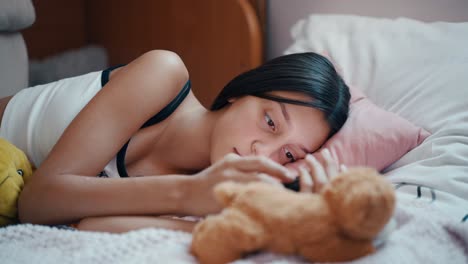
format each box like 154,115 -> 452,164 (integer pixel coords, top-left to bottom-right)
322,148 -> 339,179
305,154 -> 328,192
324,148 -> 348,175
256,173 -> 283,187
330,148 -> 339,163
299,167 -> 313,193
222,154 -> 295,182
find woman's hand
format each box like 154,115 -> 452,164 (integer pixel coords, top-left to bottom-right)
298,148 -> 347,193
184,153 -> 295,216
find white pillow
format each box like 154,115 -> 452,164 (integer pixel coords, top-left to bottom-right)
285,15 -> 468,220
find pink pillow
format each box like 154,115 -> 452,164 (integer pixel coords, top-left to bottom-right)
310,86 -> 430,171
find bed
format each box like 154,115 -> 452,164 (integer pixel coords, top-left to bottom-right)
2,0 -> 468,263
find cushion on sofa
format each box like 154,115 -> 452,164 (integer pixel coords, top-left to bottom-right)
0,0 -> 35,31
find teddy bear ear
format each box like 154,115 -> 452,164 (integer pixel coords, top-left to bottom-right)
214,181 -> 245,206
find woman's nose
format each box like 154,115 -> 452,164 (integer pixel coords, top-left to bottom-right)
251,140 -> 277,158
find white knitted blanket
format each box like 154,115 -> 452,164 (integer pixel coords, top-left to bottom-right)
1,198 -> 467,264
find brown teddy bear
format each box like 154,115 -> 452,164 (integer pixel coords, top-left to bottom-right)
190,167 -> 395,263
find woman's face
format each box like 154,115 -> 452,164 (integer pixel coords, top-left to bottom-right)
210,91 -> 331,172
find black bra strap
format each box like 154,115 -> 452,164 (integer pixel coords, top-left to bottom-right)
116,80 -> 192,177
101,64 -> 125,87
116,140 -> 130,178
141,81 -> 191,128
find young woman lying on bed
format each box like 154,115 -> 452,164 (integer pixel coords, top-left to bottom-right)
0,50 -> 350,233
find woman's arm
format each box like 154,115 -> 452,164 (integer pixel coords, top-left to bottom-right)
19,155 -> 293,225
76,215 -> 196,233
19,50 -> 190,224
19,173 -> 194,225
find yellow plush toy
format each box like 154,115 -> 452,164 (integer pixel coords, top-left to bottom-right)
191,167 -> 395,263
0,138 -> 33,226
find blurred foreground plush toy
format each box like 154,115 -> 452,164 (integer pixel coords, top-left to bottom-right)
0,138 -> 33,226
191,167 -> 395,263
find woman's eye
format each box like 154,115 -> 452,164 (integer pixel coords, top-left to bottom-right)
264,114 -> 276,131
285,148 -> 296,162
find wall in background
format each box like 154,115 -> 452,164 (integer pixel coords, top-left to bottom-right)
266,0 -> 468,59
22,0 -> 87,59
21,0 -> 265,108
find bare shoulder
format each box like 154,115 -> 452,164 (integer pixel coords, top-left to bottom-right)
37,50 -> 191,177
108,50 -> 189,105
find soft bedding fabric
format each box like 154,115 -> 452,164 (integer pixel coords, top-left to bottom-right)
1,196 -> 467,264
285,14 -> 468,220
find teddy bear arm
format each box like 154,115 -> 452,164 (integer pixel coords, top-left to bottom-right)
191,208 -> 268,264
300,236 -> 375,262
213,181 -> 249,207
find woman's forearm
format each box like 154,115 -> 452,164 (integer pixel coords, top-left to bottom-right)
76,215 -> 196,233
18,173 -> 194,225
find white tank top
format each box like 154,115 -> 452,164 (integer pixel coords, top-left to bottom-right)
1,68 -> 192,178
0,70 -> 103,169
1,69 -> 121,178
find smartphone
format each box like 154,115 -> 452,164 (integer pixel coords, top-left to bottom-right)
283,177 -> 300,192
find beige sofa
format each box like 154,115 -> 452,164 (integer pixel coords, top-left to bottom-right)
0,0 -> 35,97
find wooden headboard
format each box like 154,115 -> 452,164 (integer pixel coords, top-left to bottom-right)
23,0 -> 266,108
